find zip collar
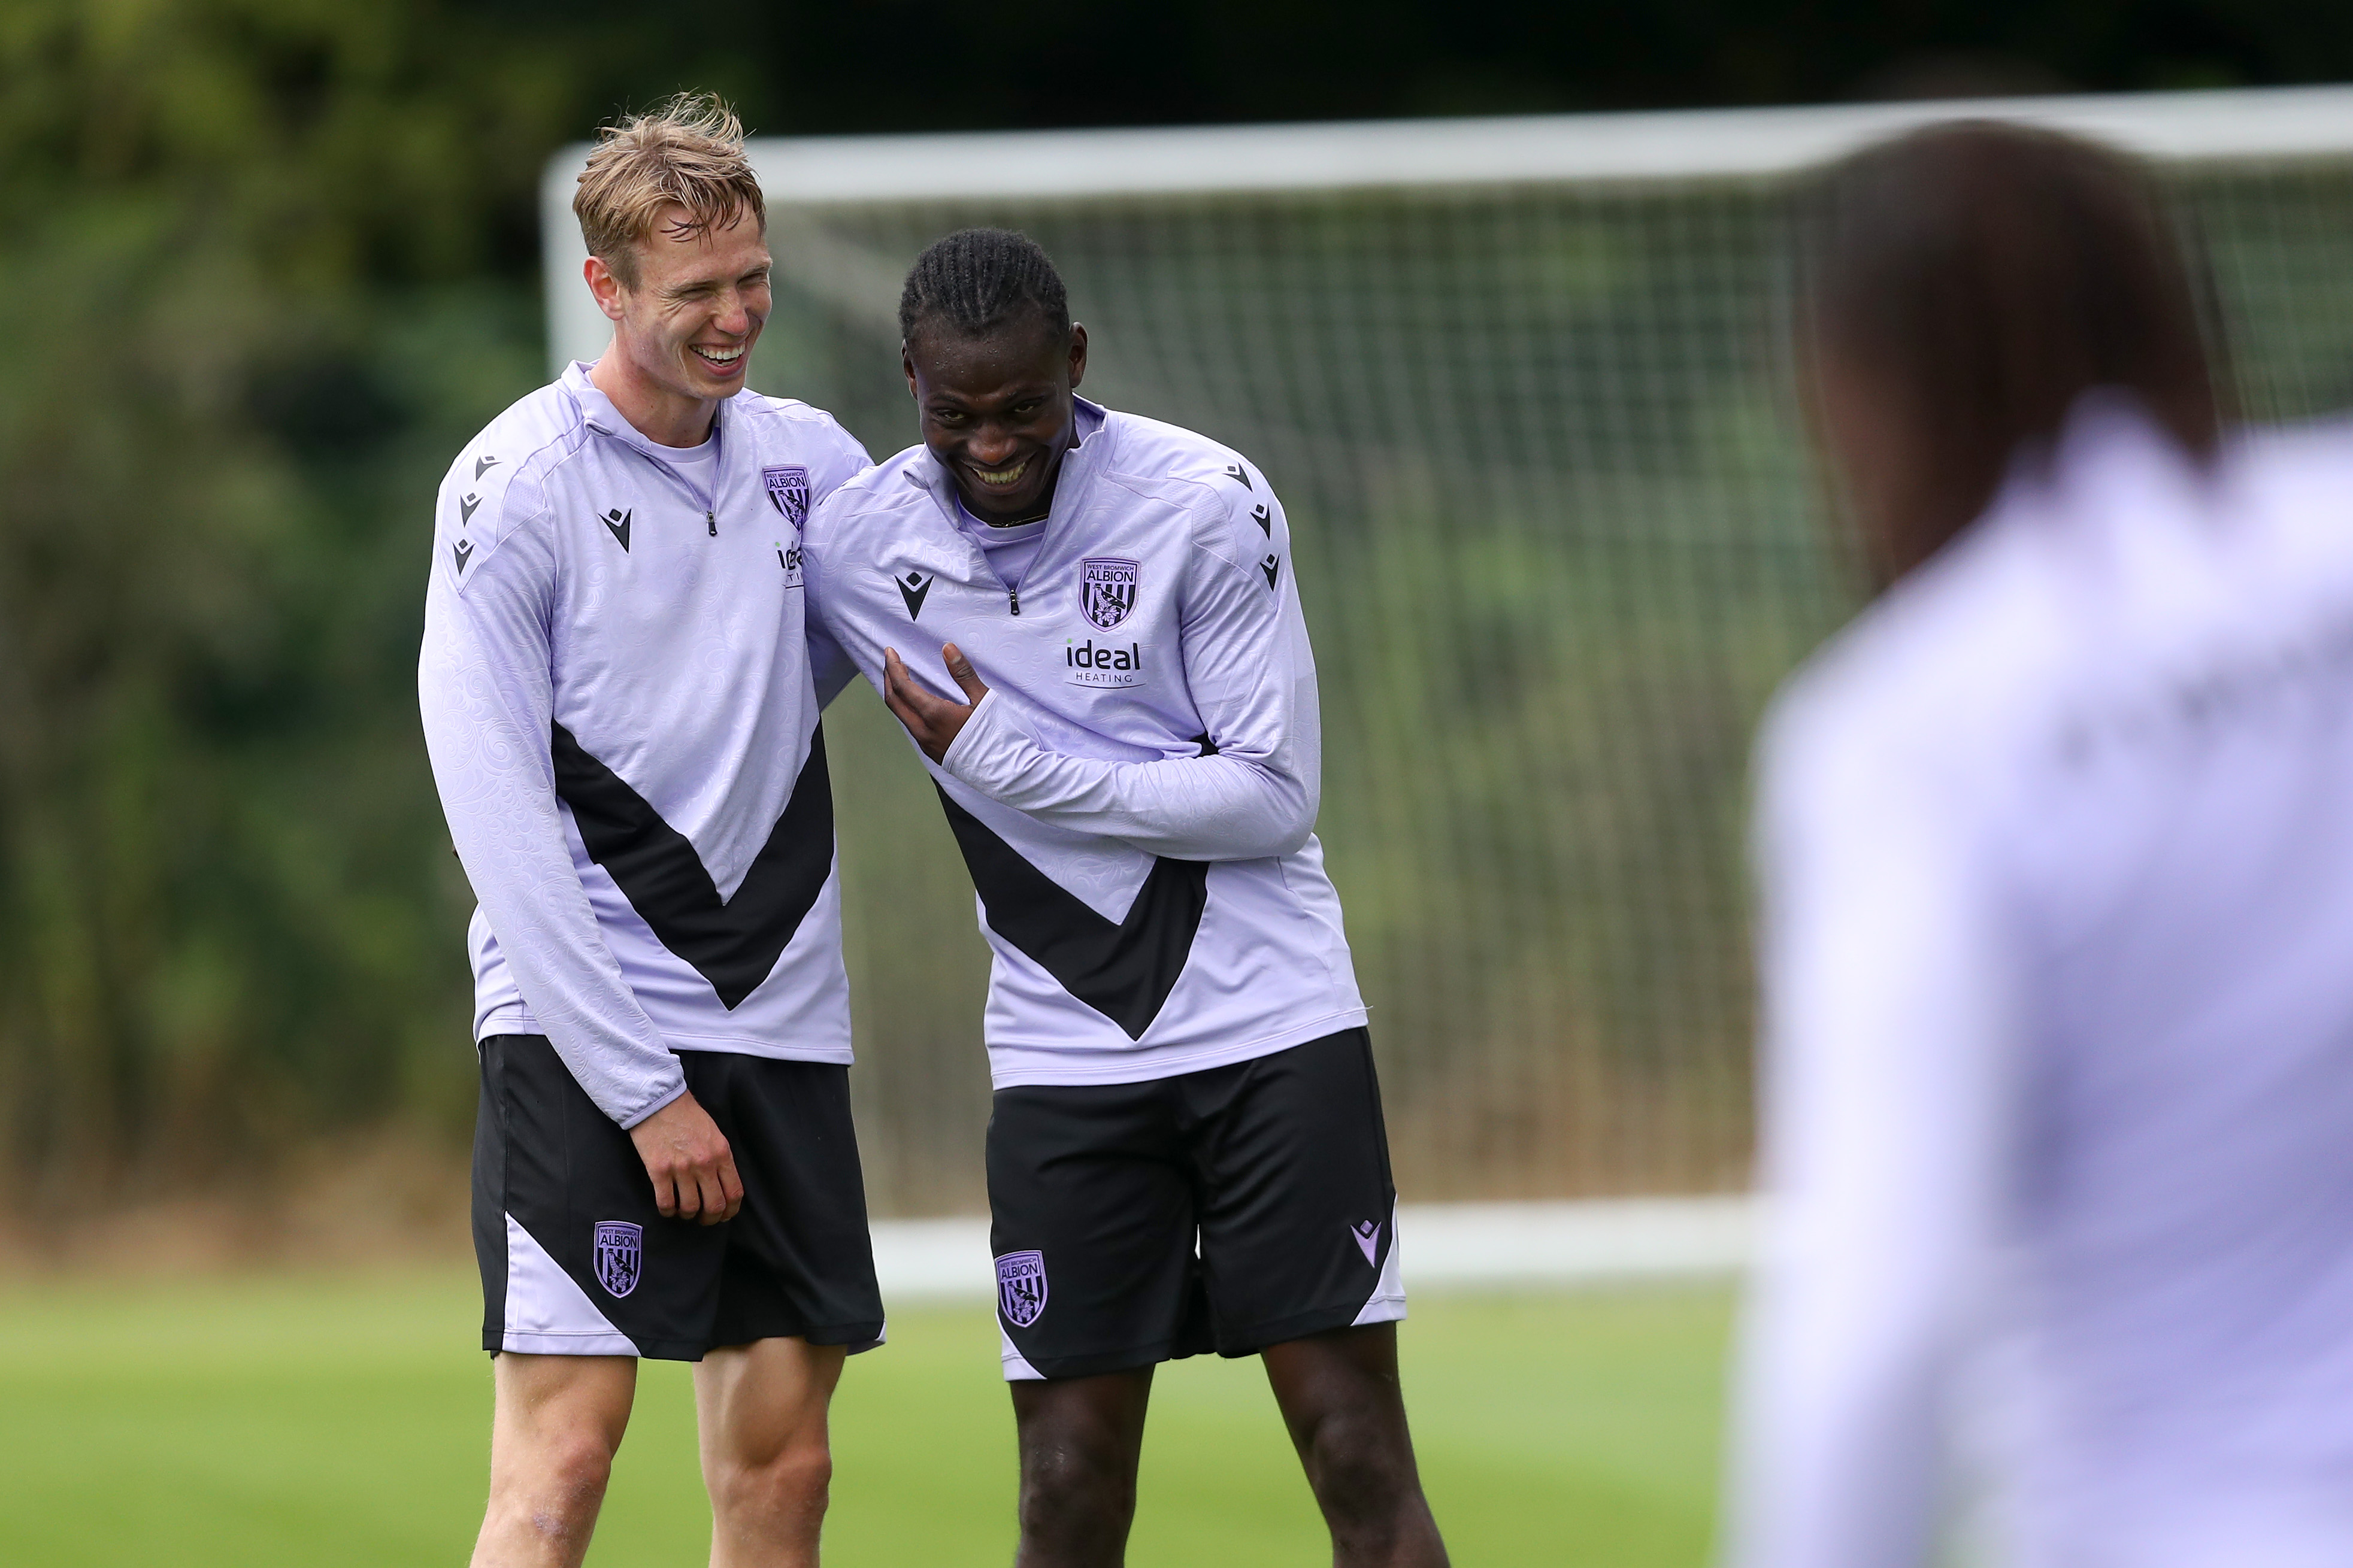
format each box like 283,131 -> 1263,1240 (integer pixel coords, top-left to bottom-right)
564,360 -> 737,457
911,396 -> 1112,527
564,360 -> 732,530
909,398 -> 1114,618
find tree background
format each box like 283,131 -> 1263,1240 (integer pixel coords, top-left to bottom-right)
3,0 -> 2348,1224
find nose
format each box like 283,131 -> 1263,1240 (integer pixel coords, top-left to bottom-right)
965,424 -> 1020,465
711,287 -> 753,337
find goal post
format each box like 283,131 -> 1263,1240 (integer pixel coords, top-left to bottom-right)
543,86 -> 2353,377
539,88 -> 2353,1218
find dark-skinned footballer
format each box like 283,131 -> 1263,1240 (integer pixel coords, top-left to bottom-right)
802,230 -> 1450,1568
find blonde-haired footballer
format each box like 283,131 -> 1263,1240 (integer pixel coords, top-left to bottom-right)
420,95 -> 877,1568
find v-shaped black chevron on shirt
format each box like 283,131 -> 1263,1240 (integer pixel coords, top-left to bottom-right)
935,787 -> 1207,1041
551,723 -> 835,1009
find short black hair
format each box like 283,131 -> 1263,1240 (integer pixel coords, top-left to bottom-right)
898,228 -> 1071,344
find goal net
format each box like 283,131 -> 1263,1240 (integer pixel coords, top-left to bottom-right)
543,88 -> 2353,1215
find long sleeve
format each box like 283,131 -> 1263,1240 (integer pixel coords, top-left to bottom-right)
1722,703 -> 2019,1568
417,508 -> 686,1129
937,489 -> 1318,862
801,419 -> 875,711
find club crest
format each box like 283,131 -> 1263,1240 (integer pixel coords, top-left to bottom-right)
763,465 -> 810,526
996,1249 -> 1048,1328
1080,557 -> 1139,631
593,1220 -> 643,1299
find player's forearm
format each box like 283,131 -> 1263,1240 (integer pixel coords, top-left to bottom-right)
1728,772 -> 2002,1568
419,608 -> 688,1127
1722,1215 -> 1950,1568
941,690 -> 1313,860
1727,1029 -> 1981,1568
425,783 -> 689,1127
492,957 -> 688,1127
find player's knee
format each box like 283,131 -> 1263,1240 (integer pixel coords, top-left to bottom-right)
1017,1442 -> 1134,1536
1302,1415 -> 1419,1532
496,1430 -> 617,1531
710,1437 -> 832,1521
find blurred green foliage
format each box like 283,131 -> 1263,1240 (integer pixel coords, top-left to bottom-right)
0,0 -> 571,1196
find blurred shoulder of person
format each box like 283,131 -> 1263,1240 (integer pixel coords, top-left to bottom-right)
1728,118 -> 2353,1568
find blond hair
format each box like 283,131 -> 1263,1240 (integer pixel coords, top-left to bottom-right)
573,92 -> 765,287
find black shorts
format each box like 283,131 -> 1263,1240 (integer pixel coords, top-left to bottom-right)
472,1035 -> 884,1361
987,1027 -> 1404,1381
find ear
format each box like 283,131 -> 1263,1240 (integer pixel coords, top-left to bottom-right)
902,340 -> 920,402
1067,322 -> 1089,392
585,255 -> 627,324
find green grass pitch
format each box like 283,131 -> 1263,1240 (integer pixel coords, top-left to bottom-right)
0,1272 -> 1730,1564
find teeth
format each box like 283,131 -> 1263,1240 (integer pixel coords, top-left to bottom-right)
975,459 -> 1028,486
694,345 -> 744,363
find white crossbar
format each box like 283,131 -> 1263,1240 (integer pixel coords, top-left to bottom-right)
541,84 -> 2353,376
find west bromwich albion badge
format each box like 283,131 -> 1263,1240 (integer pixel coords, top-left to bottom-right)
762,465 -> 810,527
996,1249 -> 1048,1327
1080,557 -> 1139,630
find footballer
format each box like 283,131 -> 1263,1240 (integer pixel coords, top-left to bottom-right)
804,229 -> 1448,1567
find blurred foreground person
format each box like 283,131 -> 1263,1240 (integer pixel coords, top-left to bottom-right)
419,96 -> 879,1568
1725,121 -> 2353,1568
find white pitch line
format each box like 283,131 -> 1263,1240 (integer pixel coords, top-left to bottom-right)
870,1196 -> 1755,1303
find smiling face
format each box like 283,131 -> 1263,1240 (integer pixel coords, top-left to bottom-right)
586,201 -> 771,445
903,316 -> 1089,524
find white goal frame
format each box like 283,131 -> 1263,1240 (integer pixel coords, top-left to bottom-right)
535,85 -> 2353,1288
543,83 -> 2353,375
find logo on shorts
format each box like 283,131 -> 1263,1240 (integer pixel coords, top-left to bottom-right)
593,1221 -> 644,1298
996,1249 -> 1049,1328
1080,557 -> 1138,630
1352,1219 -> 1382,1266
763,465 -> 810,526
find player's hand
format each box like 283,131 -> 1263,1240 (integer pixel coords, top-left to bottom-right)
628,1091 -> 743,1224
882,643 -> 990,763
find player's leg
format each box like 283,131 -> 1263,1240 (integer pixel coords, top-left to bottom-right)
685,1052 -> 883,1566
1185,1029 -> 1447,1566
470,1035 -> 731,1563
472,1352 -> 637,1568
1009,1369 -> 1155,1567
1262,1324 -> 1447,1566
694,1336 -> 846,1568
989,1078 -> 1204,1566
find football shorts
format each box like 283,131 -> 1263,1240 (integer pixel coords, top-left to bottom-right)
471,1034 -> 884,1360
986,1027 -> 1405,1381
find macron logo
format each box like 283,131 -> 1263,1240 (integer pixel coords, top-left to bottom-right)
600,508 -> 632,552
1352,1219 -> 1381,1266
896,569 -> 934,620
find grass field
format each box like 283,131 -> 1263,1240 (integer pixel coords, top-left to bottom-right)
0,1272 -> 1731,1565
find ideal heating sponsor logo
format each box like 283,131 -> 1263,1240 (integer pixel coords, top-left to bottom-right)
1066,637 -> 1147,689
